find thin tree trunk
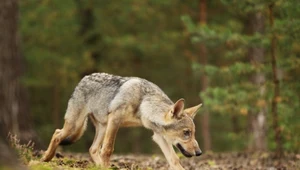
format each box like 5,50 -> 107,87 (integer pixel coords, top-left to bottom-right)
0,0 -> 39,146
75,0 -> 100,76
52,84 -> 61,128
231,115 -> 241,134
246,12 -> 267,151
269,4 -> 283,156
199,0 -> 211,151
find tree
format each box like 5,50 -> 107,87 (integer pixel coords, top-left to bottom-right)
198,0 -> 211,151
183,0 -> 300,152
269,3 -> 282,155
246,11 -> 267,151
0,0 -> 38,145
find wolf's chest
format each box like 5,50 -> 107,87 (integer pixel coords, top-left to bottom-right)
120,114 -> 142,127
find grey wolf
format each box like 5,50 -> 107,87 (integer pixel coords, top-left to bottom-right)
41,73 -> 202,170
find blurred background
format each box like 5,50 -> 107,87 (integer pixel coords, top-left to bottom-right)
1,0 -> 299,155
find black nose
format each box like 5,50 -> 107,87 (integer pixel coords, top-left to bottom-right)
195,150 -> 202,156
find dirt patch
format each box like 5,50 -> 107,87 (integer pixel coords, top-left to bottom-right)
34,151 -> 300,170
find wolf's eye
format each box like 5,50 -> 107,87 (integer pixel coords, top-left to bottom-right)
183,130 -> 191,138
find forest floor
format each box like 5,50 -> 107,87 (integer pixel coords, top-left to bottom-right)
27,151 -> 300,170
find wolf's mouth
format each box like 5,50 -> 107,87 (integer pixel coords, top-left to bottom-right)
176,143 -> 193,158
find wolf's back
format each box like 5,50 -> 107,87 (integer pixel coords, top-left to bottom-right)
64,73 -> 128,120
74,73 -> 128,100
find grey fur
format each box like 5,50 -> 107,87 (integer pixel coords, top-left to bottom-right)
65,73 -> 174,127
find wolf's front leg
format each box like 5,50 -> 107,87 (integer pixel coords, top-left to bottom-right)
99,115 -> 121,167
153,133 -> 185,170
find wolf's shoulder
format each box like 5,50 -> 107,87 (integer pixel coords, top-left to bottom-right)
79,73 -> 127,86
85,73 -> 124,81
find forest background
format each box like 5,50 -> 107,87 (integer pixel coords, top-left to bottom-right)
1,0 -> 299,158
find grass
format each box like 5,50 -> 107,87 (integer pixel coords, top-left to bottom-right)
7,133 -> 108,170
8,133 -> 34,164
7,133 -> 300,170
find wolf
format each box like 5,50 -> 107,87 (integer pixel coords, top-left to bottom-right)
41,73 -> 202,170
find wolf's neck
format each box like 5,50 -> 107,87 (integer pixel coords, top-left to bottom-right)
139,97 -> 174,127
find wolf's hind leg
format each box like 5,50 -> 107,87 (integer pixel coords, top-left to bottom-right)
41,105 -> 88,162
89,115 -> 107,165
99,114 -> 121,167
41,121 -> 73,162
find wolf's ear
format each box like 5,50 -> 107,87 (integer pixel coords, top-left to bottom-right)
184,103 -> 202,119
166,98 -> 185,120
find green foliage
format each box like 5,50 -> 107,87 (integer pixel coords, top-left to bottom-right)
20,0 -> 198,153
19,0 -> 299,153
185,0 -> 300,152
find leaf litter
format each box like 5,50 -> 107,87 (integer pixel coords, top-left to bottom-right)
30,150 -> 300,170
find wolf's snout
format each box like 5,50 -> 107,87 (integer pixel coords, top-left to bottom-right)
176,143 -> 193,157
195,150 -> 202,156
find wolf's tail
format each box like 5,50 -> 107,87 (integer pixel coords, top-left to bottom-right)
59,117 -> 88,145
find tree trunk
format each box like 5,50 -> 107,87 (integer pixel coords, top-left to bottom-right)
0,0 -> 39,146
52,84 -> 61,128
75,0 -> 100,76
246,12 -> 267,151
269,4 -> 283,156
199,0 -> 211,151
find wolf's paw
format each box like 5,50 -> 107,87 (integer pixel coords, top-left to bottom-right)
100,161 -> 110,168
40,151 -> 54,162
40,156 -> 48,162
169,165 -> 185,170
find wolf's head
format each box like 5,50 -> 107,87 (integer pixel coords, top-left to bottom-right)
163,99 -> 202,157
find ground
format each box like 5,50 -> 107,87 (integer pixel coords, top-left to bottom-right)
28,151 -> 300,170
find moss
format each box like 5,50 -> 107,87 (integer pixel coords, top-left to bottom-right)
0,166 -> 15,170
